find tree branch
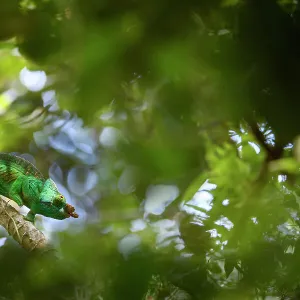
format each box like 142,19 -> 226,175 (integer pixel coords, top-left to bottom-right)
0,196 -> 50,252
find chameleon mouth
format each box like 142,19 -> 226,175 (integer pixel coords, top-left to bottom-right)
65,204 -> 79,218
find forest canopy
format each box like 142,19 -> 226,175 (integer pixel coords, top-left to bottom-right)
1,0 -> 300,299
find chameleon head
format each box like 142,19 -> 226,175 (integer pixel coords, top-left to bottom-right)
38,194 -> 79,220
38,179 -> 79,220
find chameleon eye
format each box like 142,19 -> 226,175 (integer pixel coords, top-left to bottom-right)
53,196 -> 65,208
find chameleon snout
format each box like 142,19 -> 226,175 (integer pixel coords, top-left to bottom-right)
65,203 -> 79,218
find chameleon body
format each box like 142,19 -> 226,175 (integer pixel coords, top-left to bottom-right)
0,153 -> 78,223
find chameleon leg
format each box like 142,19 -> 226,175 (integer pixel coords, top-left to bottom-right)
24,211 -> 36,223
8,176 -> 26,206
16,176 -> 38,223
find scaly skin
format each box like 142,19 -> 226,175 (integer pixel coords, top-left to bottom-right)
0,153 -> 78,223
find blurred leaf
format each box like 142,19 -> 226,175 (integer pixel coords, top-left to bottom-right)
182,175 -> 207,202
269,157 -> 300,174
224,257 -> 236,278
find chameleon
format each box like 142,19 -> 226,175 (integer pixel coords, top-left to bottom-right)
0,152 -> 78,223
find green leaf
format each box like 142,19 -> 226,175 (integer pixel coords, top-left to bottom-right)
184,204 -> 209,213
181,175 -> 207,202
224,257 -> 236,278
269,158 -> 300,174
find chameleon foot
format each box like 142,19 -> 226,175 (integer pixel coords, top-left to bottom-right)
24,211 -> 35,223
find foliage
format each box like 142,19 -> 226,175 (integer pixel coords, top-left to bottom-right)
1,0 -> 300,299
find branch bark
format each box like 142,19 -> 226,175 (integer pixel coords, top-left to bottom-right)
0,195 -> 50,251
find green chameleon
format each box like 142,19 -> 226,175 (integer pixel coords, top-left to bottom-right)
0,152 -> 78,223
